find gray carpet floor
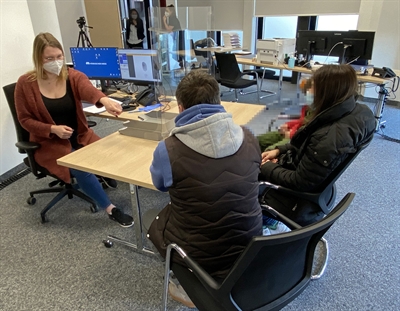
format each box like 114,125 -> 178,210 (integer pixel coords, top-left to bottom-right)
1,76 -> 399,311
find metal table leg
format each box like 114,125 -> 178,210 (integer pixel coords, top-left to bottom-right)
103,184 -> 155,256
374,84 -> 388,132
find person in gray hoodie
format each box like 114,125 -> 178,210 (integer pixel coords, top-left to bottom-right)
148,70 -> 262,307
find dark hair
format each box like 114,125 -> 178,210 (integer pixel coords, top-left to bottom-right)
166,4 -> 176,15
175,71 -> 221,109
310,64 -> 358,119
129,9 -> 141,21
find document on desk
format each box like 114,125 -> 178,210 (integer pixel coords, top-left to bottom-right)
82,98 -> 122,114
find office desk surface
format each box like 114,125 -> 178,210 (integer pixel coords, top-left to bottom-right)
236,57 -> 388,85
86,100 -> 264,126
61,101 -> 264,188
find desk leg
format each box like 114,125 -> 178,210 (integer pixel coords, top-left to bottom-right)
374,84 -> 388,132
277,69 -> 283,103
103,184 -> 155,256
296,72 -> 301,105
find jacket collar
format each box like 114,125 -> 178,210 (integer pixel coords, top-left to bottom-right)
291,96 -> 357,148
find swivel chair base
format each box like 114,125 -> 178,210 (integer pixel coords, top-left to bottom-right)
27,183 -> 97,223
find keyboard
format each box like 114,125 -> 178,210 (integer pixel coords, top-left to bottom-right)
108,95 -> 131,102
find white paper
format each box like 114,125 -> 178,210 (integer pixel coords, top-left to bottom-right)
82,98 -> 122,114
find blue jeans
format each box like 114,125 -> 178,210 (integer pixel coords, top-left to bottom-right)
70,168 -> 111,210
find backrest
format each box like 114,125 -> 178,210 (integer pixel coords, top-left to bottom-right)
314,133 -> 374,194
214,52 -> 242,82
223,193 -> 355,310
3,83 -> 30,154
312,133 -> 373,213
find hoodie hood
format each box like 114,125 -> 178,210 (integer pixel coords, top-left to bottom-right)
170,104 -> 244,158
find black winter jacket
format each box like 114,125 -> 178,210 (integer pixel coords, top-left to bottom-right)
260,97 -> 376,225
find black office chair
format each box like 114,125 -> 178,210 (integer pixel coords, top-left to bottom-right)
162,193 -> 355,311
214,52 -> 260,103
259,133 -> 373,279
3,82 -> 97,223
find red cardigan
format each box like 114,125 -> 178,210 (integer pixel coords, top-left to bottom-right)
15,68 -> 106,183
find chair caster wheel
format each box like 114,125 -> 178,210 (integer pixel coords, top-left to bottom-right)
27,197 -> 36,205
90,205 -> 98,213
41,214 -> 48,223
103,240 -> 113,248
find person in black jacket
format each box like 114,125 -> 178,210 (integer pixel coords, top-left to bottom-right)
259,64 -> 376,226
126,9 -> 145,49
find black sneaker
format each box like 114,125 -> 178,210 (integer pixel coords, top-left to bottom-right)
99,176 -> 118,189
108,208 -> 134,228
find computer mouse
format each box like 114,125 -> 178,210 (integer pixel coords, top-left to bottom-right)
314,62 -> 320,65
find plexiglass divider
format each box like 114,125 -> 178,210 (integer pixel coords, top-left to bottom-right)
119,6 -> 212,141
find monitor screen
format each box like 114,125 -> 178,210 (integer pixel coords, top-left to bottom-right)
70,47 -> 121,79
296,30 -> 375,63
117,49 -> 161,86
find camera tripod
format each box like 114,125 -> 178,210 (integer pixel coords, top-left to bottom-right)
77,26 -> 93,48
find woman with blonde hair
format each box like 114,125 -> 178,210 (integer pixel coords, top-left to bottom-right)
15,32 -> 133,227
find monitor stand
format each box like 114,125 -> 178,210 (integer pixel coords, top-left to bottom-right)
100,80 -> 118,95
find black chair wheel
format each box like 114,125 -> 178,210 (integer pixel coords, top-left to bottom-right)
90,205 -> 98,213
103,240 -> 113,248
27,197 -> 36,205
41,214 -> 48,223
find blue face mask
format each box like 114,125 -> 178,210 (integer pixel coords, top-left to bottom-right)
305,92 -> 314,105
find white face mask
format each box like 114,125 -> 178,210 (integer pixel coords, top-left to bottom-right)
165,11 -> 170,17
131,14 -> 138,19
43,60 -> 64,76
305,91 -> 314,105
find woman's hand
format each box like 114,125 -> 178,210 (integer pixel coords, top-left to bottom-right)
51,125 -> 74,139
99,97 -> 122,117
261,149 -> 280,165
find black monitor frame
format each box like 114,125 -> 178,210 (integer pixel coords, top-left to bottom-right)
117,49 -> 162,88
296,30 -> 375,64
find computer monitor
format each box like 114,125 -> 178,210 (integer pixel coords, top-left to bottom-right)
117,49 -> 161,87
296,30 -> 375,64
70,47 -> 121,79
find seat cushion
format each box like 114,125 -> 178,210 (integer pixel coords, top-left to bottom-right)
220,77 -> 257,89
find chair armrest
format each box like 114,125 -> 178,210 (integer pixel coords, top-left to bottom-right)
260,181 -> 320,205
169,244 -> 221,290
15,141 -> 46,179
15,141 -> 40,152
241,70 -> 258,79
260,204 -> 302,230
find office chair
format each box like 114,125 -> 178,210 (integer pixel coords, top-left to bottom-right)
214,52 -> 260,103
162,193 -> 355,311
259,133 -> 373,279
240,64 -> 276,99
3,82 -> 97,223
187,39 -> 209,70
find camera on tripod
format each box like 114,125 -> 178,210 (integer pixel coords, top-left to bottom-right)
76,16 -> 86,29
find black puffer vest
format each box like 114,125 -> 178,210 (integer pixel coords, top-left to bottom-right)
148,127 -> 262,278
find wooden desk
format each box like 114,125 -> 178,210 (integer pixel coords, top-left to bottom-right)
86,100 -> 262,126
236,56 -> 392,130
59,101 -> 265,255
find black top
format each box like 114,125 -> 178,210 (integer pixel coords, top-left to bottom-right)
42,80 -> 79,149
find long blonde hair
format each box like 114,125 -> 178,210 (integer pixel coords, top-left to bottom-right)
28,32 -> 68,81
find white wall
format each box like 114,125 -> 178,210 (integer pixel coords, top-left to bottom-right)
358,0 -> 400,99
27,0 -> 62,39
0,0 -> 35,176
55,0 -> 87,63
